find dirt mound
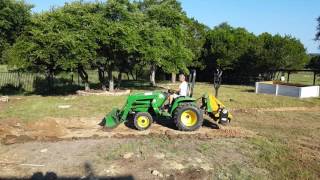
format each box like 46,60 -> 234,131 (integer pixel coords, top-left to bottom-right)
26,118 -> 68,137
0,119 -> 23,138
0,117 -> 255,145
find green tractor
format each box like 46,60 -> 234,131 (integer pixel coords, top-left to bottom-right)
100,70 -> 232,131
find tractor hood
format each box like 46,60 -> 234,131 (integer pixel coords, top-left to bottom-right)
128,91 -> 167,101
130,91 -> 164,97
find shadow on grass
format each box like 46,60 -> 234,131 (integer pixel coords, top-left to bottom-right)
0,161 -> 134,180
155,116 -> 178,130
203,119 -> 220,129
0,84 -> 26,95
241,89 -> 255,93
154,117 -> 219,130
0,80 -> 159,96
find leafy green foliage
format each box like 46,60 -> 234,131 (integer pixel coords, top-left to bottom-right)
307,55 -> 320,70
0,0 -> 33,63
203,23 -> 256,70
316,16 -> 320,47
1,0 -> 311,89
137,0 -> 196,76
257,33 -> 308,70
201,23 -> 308,82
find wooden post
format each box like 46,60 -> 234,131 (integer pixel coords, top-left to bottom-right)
287,71 -> 290,83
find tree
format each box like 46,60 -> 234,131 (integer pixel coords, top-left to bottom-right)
4,10 -> 68,89
137,0 -> 195,84
0,0 -> 33,63
4,2 -> 99,91
257,33 -> 308,79
185,18 -> 209,68
316,16 -> 320,48
58,2 -> 100,91
201,23 -> 256,82
95,0 -> 143,91
201,23 -> 308,83
307,55 -> 320,70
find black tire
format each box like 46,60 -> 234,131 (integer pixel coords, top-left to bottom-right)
174,104 -> 203,131
133,112 -> 153,131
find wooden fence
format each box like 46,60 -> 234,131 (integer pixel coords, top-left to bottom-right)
0,72 -> 41,92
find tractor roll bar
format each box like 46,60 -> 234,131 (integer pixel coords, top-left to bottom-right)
188,70 -> 196,97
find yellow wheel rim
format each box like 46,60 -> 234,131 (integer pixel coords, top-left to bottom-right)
181,110 -> 197,127
137,116 -> 150,128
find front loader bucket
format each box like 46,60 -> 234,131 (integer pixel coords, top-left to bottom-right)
99,108 -> 122,129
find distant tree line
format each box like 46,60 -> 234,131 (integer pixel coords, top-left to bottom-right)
307,17 -> 320,71
0,0 -> 314,91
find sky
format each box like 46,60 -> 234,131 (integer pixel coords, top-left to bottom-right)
27,0 -> 320,53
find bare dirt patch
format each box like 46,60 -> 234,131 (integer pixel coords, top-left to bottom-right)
0,137 -> 265,179
0,117 -> 255,145
2,105 -> 319,145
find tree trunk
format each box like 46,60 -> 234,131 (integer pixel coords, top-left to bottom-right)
150,64 -> 156,86
117,71 -> 122,87
108,68 -> 114,92
129,70 -> 135,81
46,69 -> 54,92
135,70 -> 138,81
78,66 -> 90,91
71,73 -> 74,84
98,66 -> 107,91
171,72 -> 176,83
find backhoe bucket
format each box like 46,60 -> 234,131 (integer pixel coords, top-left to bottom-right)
99,108 -> 122,128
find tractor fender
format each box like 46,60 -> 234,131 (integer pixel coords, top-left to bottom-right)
170,97 -> 196,114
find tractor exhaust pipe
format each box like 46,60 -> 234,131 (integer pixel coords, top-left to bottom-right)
188,69 -> 196,97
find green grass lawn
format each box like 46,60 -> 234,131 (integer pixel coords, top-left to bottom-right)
280,71 -> 319,85
234,111 -> 320,179
1,83 -> 319,122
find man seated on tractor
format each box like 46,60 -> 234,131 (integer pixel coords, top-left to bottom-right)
168,74 -> 189,106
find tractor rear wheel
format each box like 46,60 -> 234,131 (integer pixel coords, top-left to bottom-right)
174,104 -> 203,131
134,112 -> 153,131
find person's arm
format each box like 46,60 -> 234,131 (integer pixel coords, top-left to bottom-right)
177,84 -> 182,93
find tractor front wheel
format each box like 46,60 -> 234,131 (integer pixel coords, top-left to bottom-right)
174,104 -> 203,131
134,112 -> 153,131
